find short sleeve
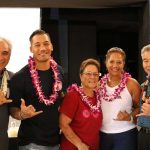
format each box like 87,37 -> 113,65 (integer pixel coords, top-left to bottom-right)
9,69 -> 26,108
59,91 -> 80,119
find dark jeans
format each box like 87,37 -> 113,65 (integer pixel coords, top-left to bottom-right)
138,127 -> 150,150
100,128 -> 138,150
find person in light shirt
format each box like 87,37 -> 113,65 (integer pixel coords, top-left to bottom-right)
98,47 -> 141,150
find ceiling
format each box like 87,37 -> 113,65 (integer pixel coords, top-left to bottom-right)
0,0 -> 147,8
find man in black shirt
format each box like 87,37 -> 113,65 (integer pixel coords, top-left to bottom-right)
9,29 -> 64,150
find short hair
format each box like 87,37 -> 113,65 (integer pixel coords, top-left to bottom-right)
29,29 -> 51,42
105,47 -> 126,62
80,58 -> 100,74
141,44 -> 150,56
0,37 -> 12,52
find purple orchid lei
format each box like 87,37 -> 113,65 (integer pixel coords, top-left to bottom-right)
28,56 -> 62,105
98,72 -> 131,102
67,84 -> 101,112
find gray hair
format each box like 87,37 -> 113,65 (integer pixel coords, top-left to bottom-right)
0,37 -> 12,52
141,44 -> 150,56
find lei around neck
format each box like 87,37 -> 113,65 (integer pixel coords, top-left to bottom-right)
67,84 -> 101,112
1,70 -> 10,98
28,56 -> 62,105
98,72 -> 131,102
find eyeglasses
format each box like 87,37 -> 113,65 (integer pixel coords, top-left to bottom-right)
82,72 -> 101,77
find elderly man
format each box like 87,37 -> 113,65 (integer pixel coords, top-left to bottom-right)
0,37 -> 13,150
137,44 -> 150,150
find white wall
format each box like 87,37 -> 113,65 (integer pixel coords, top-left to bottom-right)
0,8 -> 40,137
0,8 -> 40,73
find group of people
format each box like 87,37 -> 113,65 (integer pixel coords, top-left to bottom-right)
0,29 -> 150,150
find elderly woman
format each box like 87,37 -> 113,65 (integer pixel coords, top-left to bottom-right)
59,58 -> 102,150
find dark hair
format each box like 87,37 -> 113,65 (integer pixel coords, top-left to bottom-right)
80,58 -> 100,74
29,29 -> 51,42
105,47 -> 126,62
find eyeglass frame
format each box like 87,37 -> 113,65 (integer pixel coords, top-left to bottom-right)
81,72 -> 101,77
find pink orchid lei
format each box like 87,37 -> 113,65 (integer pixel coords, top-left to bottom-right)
28,56 -> 62,105
67,84 -> 101,112
98,72 -> 131,102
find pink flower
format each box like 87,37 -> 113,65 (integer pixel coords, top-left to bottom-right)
67,84 -> 101,113
28,56 -> 62,106
98,72 -> 131,102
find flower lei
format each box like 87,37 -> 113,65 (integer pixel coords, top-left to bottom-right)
1,70 -> 10,98
28,56 -> 62,105
98,72 -> 131,102
67,84 -> 101,112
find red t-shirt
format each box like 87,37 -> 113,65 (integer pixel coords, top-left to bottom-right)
59,90 -> 102,150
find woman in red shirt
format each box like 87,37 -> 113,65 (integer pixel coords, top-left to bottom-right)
59,58 -> 102,150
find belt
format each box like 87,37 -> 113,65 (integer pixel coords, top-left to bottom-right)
141,127 -> 150,134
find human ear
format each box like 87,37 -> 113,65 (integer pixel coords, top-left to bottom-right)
30,47 -> 33,53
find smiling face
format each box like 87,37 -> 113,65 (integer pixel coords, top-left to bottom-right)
30,33 -> 53,64
142,50 -> 150,76
80,64 -> 99,90
0,41 -> 11,72
106,52 -> 125,76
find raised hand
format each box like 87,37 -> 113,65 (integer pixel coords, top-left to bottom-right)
114,110 -> 131,121
137,98 -> 150,117
0,90 -> 12,105
20,99 -> 43,119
